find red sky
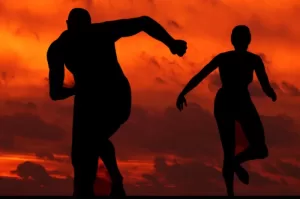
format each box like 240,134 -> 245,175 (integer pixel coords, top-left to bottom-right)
1,0 -> 300,196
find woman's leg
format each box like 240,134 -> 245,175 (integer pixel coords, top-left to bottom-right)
235,102 -> 268,165
214,113 -> 236,196
214,92 -> 237,196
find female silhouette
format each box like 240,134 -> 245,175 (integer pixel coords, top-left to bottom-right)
176,25 -> 277,196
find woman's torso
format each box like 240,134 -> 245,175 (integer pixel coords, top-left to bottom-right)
215,51 -> 257,109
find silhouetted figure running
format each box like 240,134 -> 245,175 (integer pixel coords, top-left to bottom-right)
46,8 -> 187,197
176,25 -> 276,196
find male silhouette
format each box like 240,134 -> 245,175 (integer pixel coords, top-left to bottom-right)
46,8 -> 187,197
176,25 -> 276,196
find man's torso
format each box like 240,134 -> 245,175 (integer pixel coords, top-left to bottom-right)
53,25 -> 131,118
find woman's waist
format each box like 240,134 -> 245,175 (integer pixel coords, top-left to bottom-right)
217,87 -> 251,102
219,86 -> 250,94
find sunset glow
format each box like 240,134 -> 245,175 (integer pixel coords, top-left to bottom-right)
1,0 -> 300,196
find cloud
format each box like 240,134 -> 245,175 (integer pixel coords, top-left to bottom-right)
261,114 -> 300,149
0,112 -> 66,152
257,52 -> 272,65
124,156 -> 223,195
0,161 -> 72,195
11,161 -> 53,185
113,103 -> 221,160
125,156 -> 284,196
4,100 -> 37,111
272,161 -> 300,180
167,20 -> 182,30
0,113 -> 65,141
35,152 -> 55,161
281,81 -> 300,96
112,100 -> 300,162
155,77 -> 167,85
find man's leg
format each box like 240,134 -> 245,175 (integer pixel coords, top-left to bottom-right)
72,135 -> 99,196
98,125 -> 126,196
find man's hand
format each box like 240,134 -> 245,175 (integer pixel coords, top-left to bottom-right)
266,88 -> 277,102
176,93 -> 187,111
169,40 -> 187,57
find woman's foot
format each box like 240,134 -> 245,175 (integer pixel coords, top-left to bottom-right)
235,165 -> 249,185
109,183 -> 126,197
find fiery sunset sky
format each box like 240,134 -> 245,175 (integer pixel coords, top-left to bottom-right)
1,0 -> 300,196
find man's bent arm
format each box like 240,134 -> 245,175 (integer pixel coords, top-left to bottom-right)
180,55 -> 220,96
101,16 -> 175,47
47,41 -> 75,101
254,55 -> 274,96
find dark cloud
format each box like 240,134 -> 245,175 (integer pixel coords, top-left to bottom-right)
35,152 -> 70,163
256,53 -> 272,67
11,161 -> 53,185
125,156 -> 223,195
35,152 -> 55,161
167,20 -> 181,29
276,161 -> 300,179
0,71 -> 14,87
0,161 -> 111,196
0,52 -> 36,90
14,27 -> 40,41
262,163 -> 281,174
0,161 -> 72,195
261,114 -> 300,149
248,81 -> 281,97
113,99 -> 300,162
281,81 -> 300,96
247,171 -> 279,187
0,113 -> 66,152
155,77 -> 167,84
262,160 -> 300,183
4,100 -> 37,111
247,15 -> 299,45
125,156 -> 283,196
0,113 -> 65,141
135,53 -> 185,88
113,103 -> 221,160
140,52 -> 161,69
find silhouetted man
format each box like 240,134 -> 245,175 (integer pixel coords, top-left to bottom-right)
176,25 -> 276,196
47,8 -> 187,197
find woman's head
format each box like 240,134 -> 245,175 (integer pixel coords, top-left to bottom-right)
231,25 -> 251,51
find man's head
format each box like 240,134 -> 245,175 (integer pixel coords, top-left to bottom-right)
231,25 -> 251,51
66,8 -> 91,31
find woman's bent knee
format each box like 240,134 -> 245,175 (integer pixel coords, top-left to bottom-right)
250,144 -> 269,159
259,145 -> 269,158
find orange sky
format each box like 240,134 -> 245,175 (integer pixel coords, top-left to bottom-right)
1,0 -> 300,196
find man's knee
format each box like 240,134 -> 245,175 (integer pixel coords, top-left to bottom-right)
71,146 -> 99,167
98,140 -> 115,156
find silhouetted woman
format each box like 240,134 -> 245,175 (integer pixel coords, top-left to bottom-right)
176,25 -> 277,196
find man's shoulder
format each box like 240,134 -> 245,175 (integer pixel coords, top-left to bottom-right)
89,22 -> 113,36
48,31 -> 68,52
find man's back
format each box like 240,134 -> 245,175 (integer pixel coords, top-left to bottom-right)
56,23 -> 127,97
